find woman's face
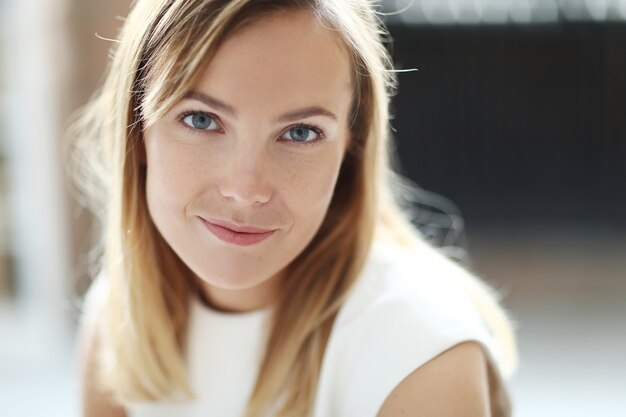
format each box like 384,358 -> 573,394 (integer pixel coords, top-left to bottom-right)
143,11 -> 353,312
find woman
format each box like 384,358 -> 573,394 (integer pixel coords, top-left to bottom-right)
74,0 -> 519,416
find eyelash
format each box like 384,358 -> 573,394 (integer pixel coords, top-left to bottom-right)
282,123 -> 325,146
177,110 -> 223,134
176,110 -> 326,146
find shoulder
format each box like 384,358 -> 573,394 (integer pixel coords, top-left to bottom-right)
377,341 -> 490,417
336,240 -> 494,345
312,240 -> 501,417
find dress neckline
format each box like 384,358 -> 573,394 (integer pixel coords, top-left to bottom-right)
190,291 -> 272,322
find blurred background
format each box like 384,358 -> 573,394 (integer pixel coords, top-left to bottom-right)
0,0 -> 624,416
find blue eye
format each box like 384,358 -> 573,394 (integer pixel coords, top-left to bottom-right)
181,112 -> 220,131
281,125 -> 321,143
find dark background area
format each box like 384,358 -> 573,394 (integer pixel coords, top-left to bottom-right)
380,18 -> 626,416
386,22 -> 626,237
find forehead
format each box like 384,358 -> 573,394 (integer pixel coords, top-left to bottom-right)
191,10 -> 353,117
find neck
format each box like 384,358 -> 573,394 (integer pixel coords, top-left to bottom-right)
191,273 -> 282,313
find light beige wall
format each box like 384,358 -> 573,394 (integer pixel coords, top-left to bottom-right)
66,1 -> 131,112
3,0 -> 75,362
64,0 -> 130,301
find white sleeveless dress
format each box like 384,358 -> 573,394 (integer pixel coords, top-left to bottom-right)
110,240 -> 504,417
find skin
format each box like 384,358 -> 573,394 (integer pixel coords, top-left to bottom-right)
376,341 -> 491,417
143,11 -> 353,313
79,10 -> 491,417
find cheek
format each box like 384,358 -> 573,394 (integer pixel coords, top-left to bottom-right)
277,149 -> 344,226
144,132 -> 212,215
145,141 -> 183,210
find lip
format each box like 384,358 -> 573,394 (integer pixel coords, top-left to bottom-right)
199,217 -> 276,246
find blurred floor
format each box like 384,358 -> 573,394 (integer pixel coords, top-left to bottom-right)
471,231 -> 626,417
0,300 -> 77,417
1,232 -> 625,417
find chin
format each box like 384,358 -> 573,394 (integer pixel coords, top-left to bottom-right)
200,274 -> 260,291
192,261 -> 271,290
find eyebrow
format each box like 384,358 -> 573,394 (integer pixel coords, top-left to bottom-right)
184,91 -> 237,116
183,91 -> 338,123
276,107 -> 337,123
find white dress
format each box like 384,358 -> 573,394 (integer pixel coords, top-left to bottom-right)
107,240 -> 504,417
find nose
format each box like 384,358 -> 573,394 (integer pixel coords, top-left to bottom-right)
218,149 -> 272,206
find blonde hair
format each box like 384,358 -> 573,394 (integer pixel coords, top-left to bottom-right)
72,1 -> 518,416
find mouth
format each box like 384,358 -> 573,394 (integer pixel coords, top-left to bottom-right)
199,217 -> 276,246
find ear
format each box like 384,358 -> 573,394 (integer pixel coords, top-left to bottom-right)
344,132 -> 355,153
137,135 -> 147,166
136,119 -> 148,166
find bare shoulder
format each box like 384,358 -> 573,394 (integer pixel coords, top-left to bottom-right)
76,288 -> 127,417
377,341 -> 490,417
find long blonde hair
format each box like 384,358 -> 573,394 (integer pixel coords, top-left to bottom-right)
72,1 -> 518,416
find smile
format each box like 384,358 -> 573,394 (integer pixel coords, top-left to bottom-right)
199,217 -> 276,246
